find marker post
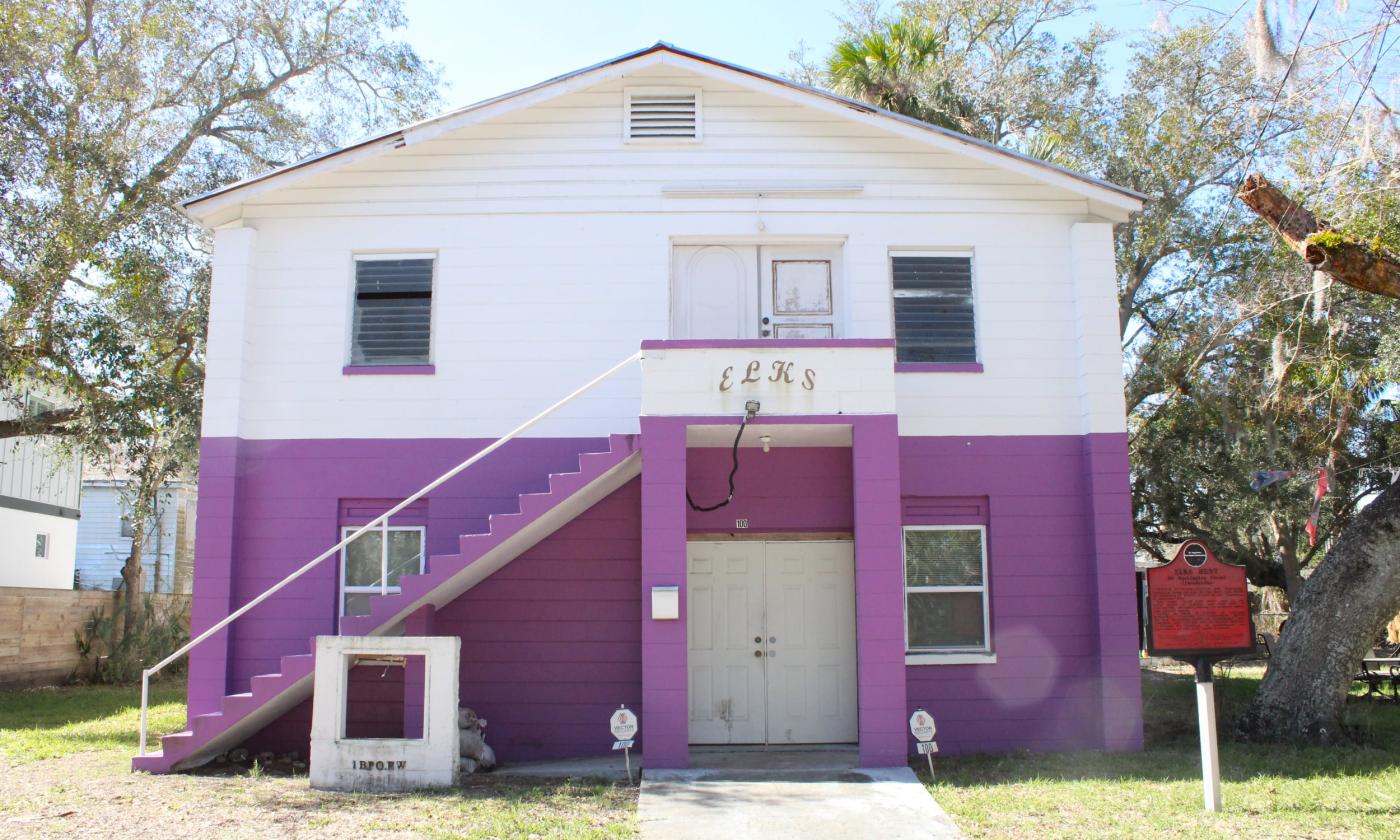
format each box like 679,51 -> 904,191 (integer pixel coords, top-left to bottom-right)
1195,658 -> 1221,812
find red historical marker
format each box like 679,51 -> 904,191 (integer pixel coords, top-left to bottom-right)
1144,539 -> 1253,812
1145,540 -> 1253,658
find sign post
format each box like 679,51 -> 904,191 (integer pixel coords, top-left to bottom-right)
1144,541 -> 1252,813
609,705 -> 638,785
909,707 -> 938,779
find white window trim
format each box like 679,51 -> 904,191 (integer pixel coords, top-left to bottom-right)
623,87 -> 703,144
888,249 -> 980,364
338,525 -> 426,616
902,524 -> 992,659
345,252 -> 438,367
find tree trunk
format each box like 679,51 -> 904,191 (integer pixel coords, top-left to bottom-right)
120,510 -> 147,645
1237,479 -> 1400,743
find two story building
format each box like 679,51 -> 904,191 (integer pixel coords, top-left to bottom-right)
135,43 -> 1145,773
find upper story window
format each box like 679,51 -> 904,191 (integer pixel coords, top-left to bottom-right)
903,526 -> 990,653
351,255 -> 434,366
891,253 -> 976,364
624,88 -> 702,143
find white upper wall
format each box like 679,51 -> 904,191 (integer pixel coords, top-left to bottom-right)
201,59 -> 1134,441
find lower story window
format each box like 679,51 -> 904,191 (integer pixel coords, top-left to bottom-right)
903,525 -> 989,652
34,533 -> 49,559
340,526 -> 425,616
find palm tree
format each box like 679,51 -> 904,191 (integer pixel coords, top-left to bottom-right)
826,21 -> 985,137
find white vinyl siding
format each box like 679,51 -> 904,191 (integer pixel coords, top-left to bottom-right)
903,526 -> 990,653
205,63 -> 1127,441
891,253 -> 976,363
350,255 -> 434,365
339,526 -> 425,616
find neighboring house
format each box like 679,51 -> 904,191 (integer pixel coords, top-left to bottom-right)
0,391 -> 81,589
135,44 -> 1146,774
75,473 -> 196,594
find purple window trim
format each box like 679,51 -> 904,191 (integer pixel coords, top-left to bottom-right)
894,362 -> 984,373
640,339 -> 896,350
342,364 -> 436,376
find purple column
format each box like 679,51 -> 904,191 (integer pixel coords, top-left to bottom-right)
852,415 -> 907,767
187,437 -> 240,719
403,604 -> 436,739
1084,432 -> 1144,751
639,416 -> 689,768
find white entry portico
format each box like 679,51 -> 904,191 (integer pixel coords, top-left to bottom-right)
686,540 -> 858,746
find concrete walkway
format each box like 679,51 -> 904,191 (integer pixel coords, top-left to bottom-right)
638,749 -> 962,839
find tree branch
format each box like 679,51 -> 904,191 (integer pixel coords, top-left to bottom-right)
1237,173 -> 1400,299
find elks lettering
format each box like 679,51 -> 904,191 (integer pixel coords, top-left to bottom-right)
719,360 -> 816,392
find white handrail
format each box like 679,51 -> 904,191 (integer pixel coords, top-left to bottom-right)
139,351 -> 643,756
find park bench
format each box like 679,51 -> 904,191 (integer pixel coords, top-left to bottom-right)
1354,653 -> 1400,703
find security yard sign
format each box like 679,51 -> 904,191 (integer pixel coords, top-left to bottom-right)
610,705 -> 638,784
1144,540 -> 1252,813
1144,541 -> 1253,658
909,707 -> 938,778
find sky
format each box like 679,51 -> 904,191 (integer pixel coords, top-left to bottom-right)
398,0 -> 1166,109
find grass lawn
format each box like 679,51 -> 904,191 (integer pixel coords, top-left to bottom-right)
0,680 -> 636,839
923,665 -> 1400,839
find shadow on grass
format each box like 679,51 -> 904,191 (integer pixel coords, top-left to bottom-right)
919,668 -> 1400,788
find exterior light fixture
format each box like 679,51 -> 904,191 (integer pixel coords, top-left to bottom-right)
758,434 -> 773,453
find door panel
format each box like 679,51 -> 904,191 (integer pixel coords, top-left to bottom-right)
760,246 -> 842,338
763,541 -> 858,744
687,540 -> 858,746
687,542 -> 766,744
670,245 -> 758,339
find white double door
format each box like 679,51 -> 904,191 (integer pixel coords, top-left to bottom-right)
670,245 -> 841,340
687,540 -> 858,745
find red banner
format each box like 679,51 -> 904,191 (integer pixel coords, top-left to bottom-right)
1145,541 -> 1253,658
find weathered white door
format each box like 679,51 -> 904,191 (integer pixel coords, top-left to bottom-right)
764,541 -> 859,744
670,245 -> 758,339
759,246 -> 841,338
687,541 -> 767,744
671,245 -> 842,339
687,541 -> 857,745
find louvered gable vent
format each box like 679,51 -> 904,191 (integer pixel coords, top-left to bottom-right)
625,88 -> 701,142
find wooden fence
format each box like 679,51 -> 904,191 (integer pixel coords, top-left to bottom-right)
0,587 -> 189,690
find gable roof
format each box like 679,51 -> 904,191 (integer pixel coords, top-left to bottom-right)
182,42 -> 1146,223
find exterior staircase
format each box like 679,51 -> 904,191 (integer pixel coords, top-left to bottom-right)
132,434 -> 641,773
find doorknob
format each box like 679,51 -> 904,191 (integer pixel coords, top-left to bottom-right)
753,650 -> 763,658
769,636 -> 776,643
761,317 -> 771,324
754,636 -> 762,644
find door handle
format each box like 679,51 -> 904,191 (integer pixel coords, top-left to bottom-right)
754,636 -> 762,644
761,317 -> 771,325
753,650 -> 763,658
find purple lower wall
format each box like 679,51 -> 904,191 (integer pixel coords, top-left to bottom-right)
189,437 -> 607,718
435,479 -> 642,762
899,434 -> 1142,754
194,431 -> 1141,762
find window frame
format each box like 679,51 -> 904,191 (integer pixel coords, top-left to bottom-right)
34,532 -> 49,559
346,252 -> 438,368
338,525 -> 427,617
901,524 -> 992,658
888,249 -> 980,367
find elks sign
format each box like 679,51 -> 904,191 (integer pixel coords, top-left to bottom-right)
1144,541 -> 1253,658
